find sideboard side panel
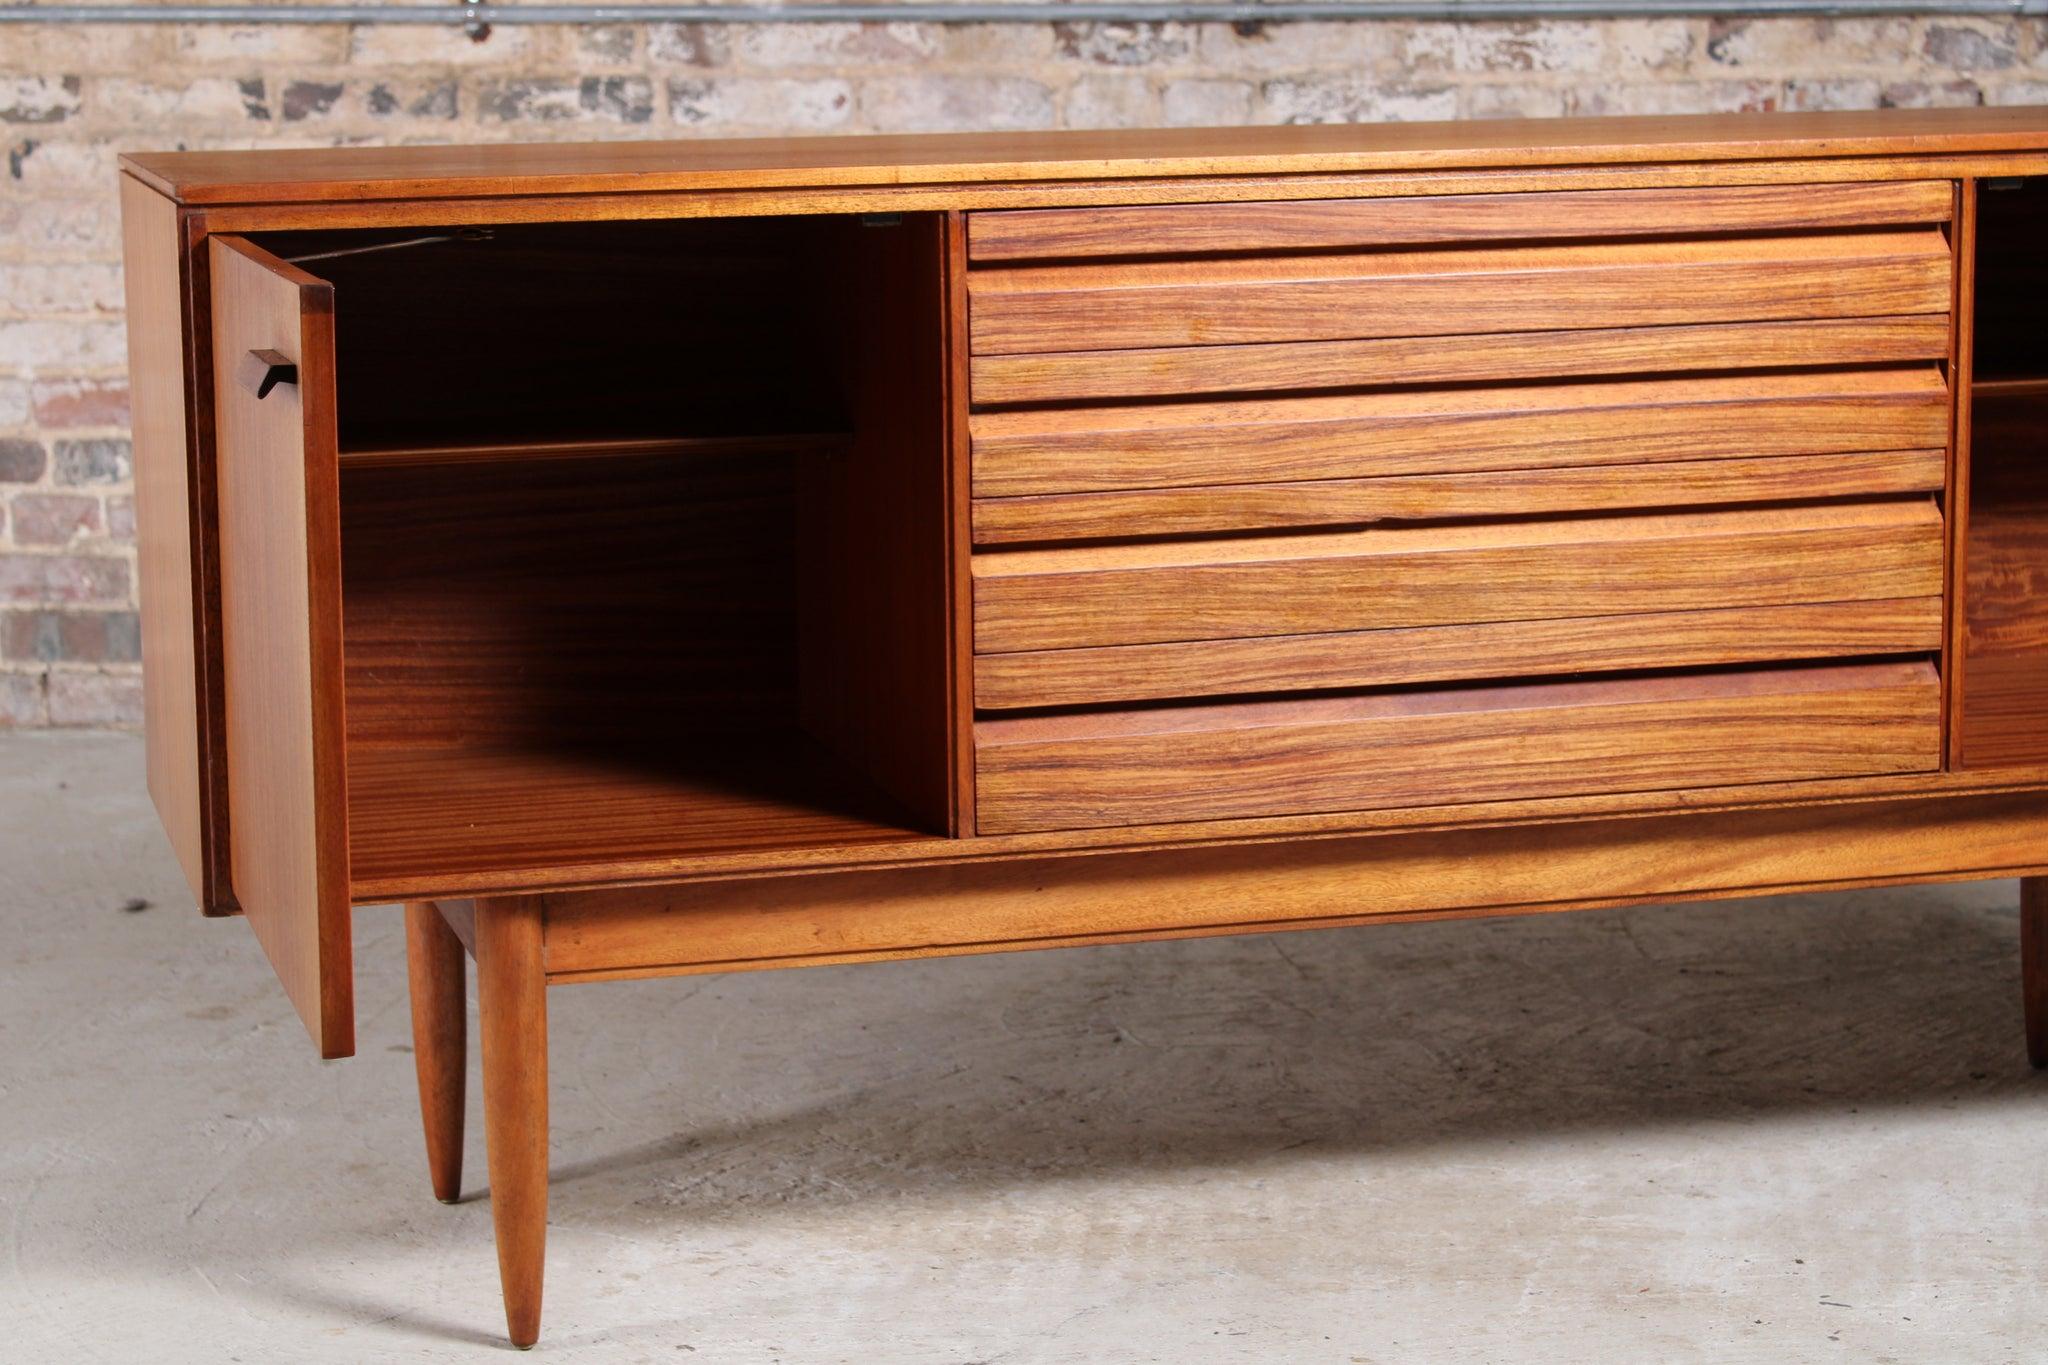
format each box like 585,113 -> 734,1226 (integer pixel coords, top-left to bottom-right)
944,210 -> 978,837
120,174 -> 208,906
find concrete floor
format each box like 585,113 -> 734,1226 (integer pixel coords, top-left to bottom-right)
3,732 -> 2047,1363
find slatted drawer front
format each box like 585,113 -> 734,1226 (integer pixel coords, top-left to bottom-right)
975,500 -> 1942,654
972,368 -> 1950,502
975,663 -> 1941,836
975,599 -> 1944,712
972,315 -> 1952,410
966,181 -> 1958,263
963,181 -> 1955,834
970,231 -> 1951,357
968,182 -> 1952,352
973,448 -> 1944,546
966,181 -> 1954,510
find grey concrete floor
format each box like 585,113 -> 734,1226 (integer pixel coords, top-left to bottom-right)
3,731 -> 2047,1363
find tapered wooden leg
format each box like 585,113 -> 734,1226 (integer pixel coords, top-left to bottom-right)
476,896 -> 548,1349
405,901 -> 467,1204
2025,877 -> 2047,1070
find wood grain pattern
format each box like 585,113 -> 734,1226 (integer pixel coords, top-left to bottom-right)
970,367 -> 1951,497
346,737 -> 933,903
796,214 -> 956,831
945,211 -> 979,838
350,760 -> 2048,899
2025,876 -> 2047,1069
339,432 -> 849,470
321,216 -> 958,875
975,598 -> 1943,710
207,235 -> 352,1058
1957,179 -> 2048,769
1955,654 -> 2048,766
538,785 -> 2048,984
121,175 -> 208,905
974,500 -> 1942,654
119,108 -> 2048,206
1944,178 -> 1975,770
972,449 -> 1945,545
968,180 -> 1955,261
1958,390 -> 2048,767
475,896 -> 547,1350
175,155 -> 2048,239
970,314 -> 1954,407
974,661 -> 1941,834
405,900 -> 467,1205
183,211 -> 236,917
968,230 -> 1953,356
341,451 -> 802,749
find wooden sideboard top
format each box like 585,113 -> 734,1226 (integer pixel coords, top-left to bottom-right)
122,107 -> 2048,206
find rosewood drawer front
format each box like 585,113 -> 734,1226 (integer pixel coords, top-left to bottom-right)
967,183 -> 1953,350
969,369 -> 1950,503
974,501 -> 1942,655
975,662 -> 1942,835
962,181 -> 1958,834
970,446 -> 1944,547
967,228 -> 1951,357
965,181 -> 1958,262
974,500 -> 1943,702
965,181 -> 1953,489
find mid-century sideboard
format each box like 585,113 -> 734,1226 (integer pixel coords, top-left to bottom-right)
119,108 -> 2048,1346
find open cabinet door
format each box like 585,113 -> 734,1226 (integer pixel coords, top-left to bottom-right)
208,236 -> 352,1058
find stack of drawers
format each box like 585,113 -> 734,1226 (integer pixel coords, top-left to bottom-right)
963,183 -> 1958,835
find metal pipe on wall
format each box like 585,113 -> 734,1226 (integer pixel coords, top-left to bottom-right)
2,0 -> 2045,23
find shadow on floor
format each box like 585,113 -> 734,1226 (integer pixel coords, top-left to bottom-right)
204,881 -> 2046,1348
535,881 -> 2043,1221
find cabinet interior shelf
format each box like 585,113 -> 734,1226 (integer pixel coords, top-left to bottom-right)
345,733 -> 931,901
1970,375 -> 2048,400
337,431 -> 853,470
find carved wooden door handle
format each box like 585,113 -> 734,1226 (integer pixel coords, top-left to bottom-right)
238,348 -> 299,399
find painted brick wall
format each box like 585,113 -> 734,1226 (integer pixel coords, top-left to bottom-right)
2,15 -> 2045,727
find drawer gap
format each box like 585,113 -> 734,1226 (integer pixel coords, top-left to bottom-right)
977,650 -> 1943,720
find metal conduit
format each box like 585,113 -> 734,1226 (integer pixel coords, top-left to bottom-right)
3,0 -> 2045,24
